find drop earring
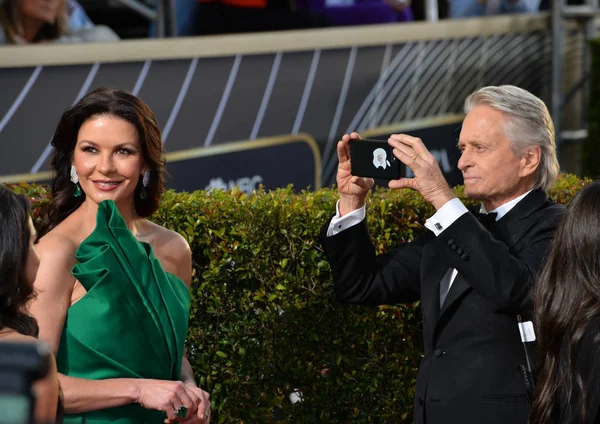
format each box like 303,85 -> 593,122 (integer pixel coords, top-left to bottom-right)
70,165 -> 82,197
140,170 -> 150,200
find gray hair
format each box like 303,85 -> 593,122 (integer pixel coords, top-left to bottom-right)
464,85 -> 559,192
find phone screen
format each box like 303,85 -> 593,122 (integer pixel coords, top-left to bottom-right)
349,138 -> 403,180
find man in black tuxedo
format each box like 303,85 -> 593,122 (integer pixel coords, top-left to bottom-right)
321,85 -> 564,424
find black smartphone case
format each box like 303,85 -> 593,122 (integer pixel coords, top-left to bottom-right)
350,139 -> 402,180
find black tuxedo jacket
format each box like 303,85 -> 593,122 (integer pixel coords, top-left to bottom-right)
320,189 -> 564,424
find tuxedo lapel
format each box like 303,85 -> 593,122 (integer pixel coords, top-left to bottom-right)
439,274 -> 470,318
421,250 -> 450,328
489,189 -> 550,248
437,189 -> 549,323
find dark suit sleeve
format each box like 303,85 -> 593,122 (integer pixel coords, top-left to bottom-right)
320,217 -> 431,306
433,206 -> 562,313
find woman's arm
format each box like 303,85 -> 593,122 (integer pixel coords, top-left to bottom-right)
28,235 -> 76,355
180,355 -> 196,385
163,230 -> 211,423
58,374 -> 198,417
180,355 -> 211,424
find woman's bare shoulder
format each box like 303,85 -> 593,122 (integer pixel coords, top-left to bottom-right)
35,220 -> 83,289
147,221 -> 191,257
144,221 -> 192,285
37,228 -> 78,262
37,214 -> 88,256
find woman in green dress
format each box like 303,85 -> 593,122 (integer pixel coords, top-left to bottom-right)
29,87 -> 211,423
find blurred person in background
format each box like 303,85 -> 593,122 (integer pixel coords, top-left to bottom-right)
448,0 -> 541,18
149,0 -> 199,37
0,185 -> 60,424
195,0 -> 330,35
530,181 -> 600,424
0,0 -> 118,45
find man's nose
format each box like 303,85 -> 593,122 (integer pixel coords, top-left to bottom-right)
457,150 -> 470,172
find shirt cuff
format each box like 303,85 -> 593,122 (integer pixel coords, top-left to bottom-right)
326,200 -> 366,237
424,198 -> 468,236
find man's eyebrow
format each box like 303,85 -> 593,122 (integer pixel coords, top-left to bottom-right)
458,139 -> 487,146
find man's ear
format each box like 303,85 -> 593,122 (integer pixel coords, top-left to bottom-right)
519,146 -> 541,178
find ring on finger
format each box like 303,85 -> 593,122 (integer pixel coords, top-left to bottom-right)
176,405 -> 187,418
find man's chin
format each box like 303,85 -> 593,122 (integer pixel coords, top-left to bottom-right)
464,188 -> 484,200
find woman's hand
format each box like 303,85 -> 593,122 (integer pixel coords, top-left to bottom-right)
162,383 -> 211,424
176,383 -> 211,424
135,379 -> 202,422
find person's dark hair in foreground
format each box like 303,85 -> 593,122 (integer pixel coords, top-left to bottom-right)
530,180 -> 600,424
0,186 -> 38,337
0,185 -> 60,423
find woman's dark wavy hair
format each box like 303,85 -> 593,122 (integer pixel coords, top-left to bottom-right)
0,186 -> 38,337
46,87 -> 166,232
530,181 -> 600,424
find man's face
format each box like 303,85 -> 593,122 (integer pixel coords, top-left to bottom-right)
457,105 -> 532,211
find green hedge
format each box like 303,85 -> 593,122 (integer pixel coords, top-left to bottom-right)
6,174 -> 588,423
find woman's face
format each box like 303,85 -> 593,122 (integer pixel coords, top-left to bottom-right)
72,115 -> 146,210
23,218 -> 40,286
20,0 -> 62,24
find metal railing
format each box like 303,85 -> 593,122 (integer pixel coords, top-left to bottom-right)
552,0 -> 599,146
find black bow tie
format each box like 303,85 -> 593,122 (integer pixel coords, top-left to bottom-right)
474,211 -> 498,228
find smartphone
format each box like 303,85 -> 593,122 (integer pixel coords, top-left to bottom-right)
349,138 -> 403,180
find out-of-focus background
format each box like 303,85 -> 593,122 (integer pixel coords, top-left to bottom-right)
0,0 -> 597,193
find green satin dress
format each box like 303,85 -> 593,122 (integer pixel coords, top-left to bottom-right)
56,200 -> 190,423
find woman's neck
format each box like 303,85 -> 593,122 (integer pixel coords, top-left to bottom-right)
20,16 -> 44,42
79,198 -> 143,234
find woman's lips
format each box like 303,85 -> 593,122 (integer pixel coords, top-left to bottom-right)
92,180 -> 122,191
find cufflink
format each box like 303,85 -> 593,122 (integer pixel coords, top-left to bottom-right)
435,223 -> 442,230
